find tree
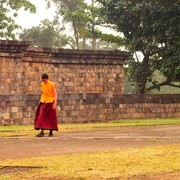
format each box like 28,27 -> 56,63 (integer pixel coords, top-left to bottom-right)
148,0 -> 180,91
148,71 -> 180,94
98,0 -> 180,93
46,0 -> 117,50
19,0 -> 121,50
0,0 -> 36,39
19,19 -> 72,48
46,0 -> 89,49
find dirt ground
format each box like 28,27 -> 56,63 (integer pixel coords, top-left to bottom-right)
0,125 -> 179,161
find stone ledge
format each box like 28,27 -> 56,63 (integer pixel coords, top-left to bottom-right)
0,40 -> 32,52
24,48 -> 129,65
27,47 -> 129,56
0,40 -> 130,65
0,94 -> 179,103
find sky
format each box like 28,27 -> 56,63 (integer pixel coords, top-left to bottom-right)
15,0 -> 119,37
15,0 -> 56,29
15,0 -> 91,29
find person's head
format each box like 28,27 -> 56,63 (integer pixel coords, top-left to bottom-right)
41,73 -> 48,83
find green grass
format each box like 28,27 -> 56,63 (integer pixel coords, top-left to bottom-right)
0,119 -> 179,179
0,144 -> 179,179
0,118 -> 179,137
112,118 -> 180,125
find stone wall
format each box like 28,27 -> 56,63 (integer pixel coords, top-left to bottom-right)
0,40 -> 127,95
0,94 -> 179,125
0,40 -> 180,125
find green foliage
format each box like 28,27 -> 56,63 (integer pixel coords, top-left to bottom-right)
125,69 -> 180,94
0,0 -> 36,39
46,0 -> 89,49
97,32 -> 125,46
149,0 -> 180,83
98,0 -> 180,93
19,19 -> 72,48
147,71 -> 180,94
46,0 -> 122,50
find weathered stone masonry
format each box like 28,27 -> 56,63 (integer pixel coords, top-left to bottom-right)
0,40 -> 180,125
0,41 -> 126,94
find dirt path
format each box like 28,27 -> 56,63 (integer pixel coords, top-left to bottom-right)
0,125 -> 180,161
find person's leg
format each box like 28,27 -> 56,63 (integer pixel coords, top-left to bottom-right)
49,130 -> 53,137
36,129 -> 44,137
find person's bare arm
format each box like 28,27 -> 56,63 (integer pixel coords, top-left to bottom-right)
52,84 -> 57,110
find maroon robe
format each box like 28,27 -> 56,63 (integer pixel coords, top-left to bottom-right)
34,103 -> 58,131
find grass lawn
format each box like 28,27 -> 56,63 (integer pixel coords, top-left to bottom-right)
0,144 -> 179,179
0,118 -> 179,179
0,118 -> 180,137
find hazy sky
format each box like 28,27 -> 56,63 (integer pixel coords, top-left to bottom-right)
15,0 -> 91,29
15,0 -> 116,37
15,0 -> 56,28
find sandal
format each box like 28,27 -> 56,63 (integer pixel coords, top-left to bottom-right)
36,132 -> 44,137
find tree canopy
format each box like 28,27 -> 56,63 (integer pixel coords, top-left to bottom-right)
0,0 -> 36,39
1,0 -> 179,94
19,19 -> 72,48
98,0 -> 180,93
46,0 -> 119,50
19,0 -> 120,49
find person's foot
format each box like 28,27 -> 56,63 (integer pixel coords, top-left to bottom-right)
48,131 -> 53,137
36,132 -> 44,137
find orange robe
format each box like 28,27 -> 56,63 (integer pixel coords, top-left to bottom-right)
34,80 -> 58,131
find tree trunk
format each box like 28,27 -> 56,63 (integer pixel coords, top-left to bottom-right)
139,55 -> 150,94
73,22 -> 79,49
92,38 -> 96,50
83,36 -> 86,49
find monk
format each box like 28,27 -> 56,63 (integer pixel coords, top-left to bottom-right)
34,73 -> 58,137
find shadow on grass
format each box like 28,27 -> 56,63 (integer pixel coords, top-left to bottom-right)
0,166 -> 46,175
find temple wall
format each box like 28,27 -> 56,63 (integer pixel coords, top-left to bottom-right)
0,41 -> 126,95
0,94 -> 179,125
0,40 -> 179,125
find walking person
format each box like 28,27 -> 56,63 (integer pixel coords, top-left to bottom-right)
34,73 -> 58,137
